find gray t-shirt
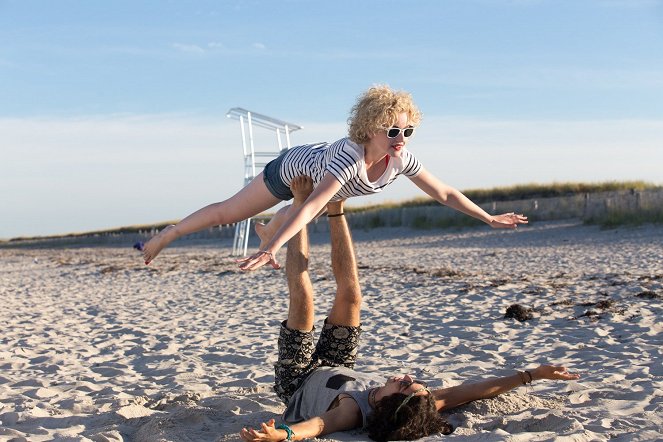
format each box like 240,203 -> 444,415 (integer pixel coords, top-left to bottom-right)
282,366 -> 384,428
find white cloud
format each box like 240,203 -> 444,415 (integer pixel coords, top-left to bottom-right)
172,43 -> 206,55
252,42 -> 266,50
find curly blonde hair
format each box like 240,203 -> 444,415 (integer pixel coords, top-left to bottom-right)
347,85 -> 422,144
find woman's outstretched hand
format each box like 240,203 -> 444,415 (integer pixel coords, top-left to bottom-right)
143,224 -> 176,265
240,418 -> 284,441
532,364 -> 581,381
489,212 -> 528,229
237,250 -> 280,271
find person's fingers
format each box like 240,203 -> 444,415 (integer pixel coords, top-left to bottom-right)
237,253 -> 262,266
560,370 -> 580,379
554,365 -> 570,375
547,364 -> 580,380
492,212 -> 530,228
496,213 -> 528,223
237,250 -> 282,271
237,251 -> 264,263
238,259 -> 255,269
495,220 -> 517,229
239,254 -> 270,271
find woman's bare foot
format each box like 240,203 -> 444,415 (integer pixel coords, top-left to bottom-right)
255,176 -> 314,250
143,224 -> 176,264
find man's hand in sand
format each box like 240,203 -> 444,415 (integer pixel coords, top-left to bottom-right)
143,224 -> 176,265
240,418 -> 286,442
238,175 -> 314,271
532,365 -> 581,381
489,212 -> 528,229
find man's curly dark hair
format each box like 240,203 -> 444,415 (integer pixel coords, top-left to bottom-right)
366,392 -> 453,441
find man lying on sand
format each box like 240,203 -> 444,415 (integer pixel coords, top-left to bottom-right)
241,176 -> 580,442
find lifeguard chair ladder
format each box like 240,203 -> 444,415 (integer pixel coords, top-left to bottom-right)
226,107 -> 303,256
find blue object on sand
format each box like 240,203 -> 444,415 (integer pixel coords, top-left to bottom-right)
133,241 -> 144,251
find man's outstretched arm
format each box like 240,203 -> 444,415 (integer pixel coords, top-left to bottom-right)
240,397 -> 361,441
433,364 -> 580,411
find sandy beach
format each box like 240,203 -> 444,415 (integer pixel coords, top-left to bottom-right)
1,220 -> 661,441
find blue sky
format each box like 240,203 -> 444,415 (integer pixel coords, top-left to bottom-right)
1,0 -> 662,238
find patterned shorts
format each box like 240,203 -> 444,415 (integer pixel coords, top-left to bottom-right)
274,319 -> 361,403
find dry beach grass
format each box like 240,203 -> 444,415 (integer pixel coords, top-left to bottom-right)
0,220 -> 661,441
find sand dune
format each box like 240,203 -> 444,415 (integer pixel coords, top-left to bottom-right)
0,220 -> 661,441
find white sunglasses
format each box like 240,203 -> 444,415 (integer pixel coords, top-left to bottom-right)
386,126 -> 415,138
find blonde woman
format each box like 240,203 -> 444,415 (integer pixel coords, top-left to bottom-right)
142,85 -> 527,269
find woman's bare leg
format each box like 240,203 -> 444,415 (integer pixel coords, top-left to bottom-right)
143,172 -> 280,264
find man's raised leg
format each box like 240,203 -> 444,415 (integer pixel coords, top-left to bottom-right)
273,176 -> 316,403
284,176 -> 315,330
326,200 -> 362,327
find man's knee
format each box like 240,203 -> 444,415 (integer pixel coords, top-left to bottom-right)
336,287 -> 362,308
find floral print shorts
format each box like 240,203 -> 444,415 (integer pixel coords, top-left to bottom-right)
274,319 -> 361,403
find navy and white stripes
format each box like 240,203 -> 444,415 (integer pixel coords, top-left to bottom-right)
278,137 -> 422,201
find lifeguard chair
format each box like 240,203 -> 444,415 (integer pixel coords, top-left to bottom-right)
226,108 -> 303,256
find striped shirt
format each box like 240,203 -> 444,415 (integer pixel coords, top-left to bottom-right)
278,137 -> 422,201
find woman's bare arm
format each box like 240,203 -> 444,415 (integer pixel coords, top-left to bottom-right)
239,173 -> 343,270
409,169 -> 528,229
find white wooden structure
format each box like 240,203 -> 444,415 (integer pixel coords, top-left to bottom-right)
226,107 -> 303,256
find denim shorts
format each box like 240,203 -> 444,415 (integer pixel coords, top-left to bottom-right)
263,153 -> 294,201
